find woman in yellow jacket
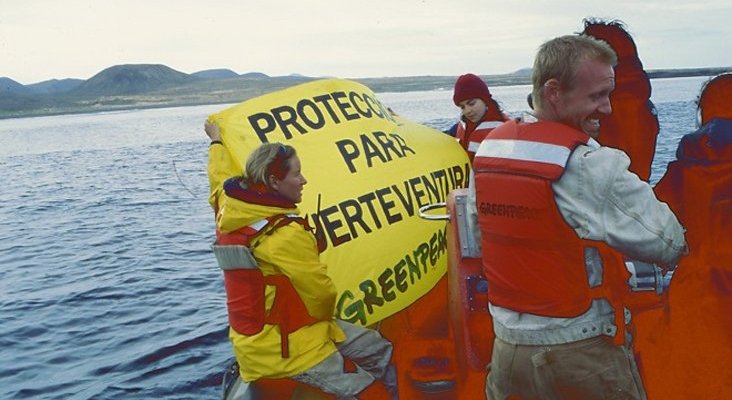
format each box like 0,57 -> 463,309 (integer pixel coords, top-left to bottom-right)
205,121 -> 398,399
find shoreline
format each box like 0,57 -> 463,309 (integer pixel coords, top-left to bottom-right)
2,69 -> 728,120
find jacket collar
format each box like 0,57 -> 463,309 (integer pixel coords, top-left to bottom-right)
223,176 -> 296,209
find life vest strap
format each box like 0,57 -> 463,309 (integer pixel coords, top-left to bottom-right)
263,274 -> 320,359
594,244 -> 634,346
248,214 -> 304,249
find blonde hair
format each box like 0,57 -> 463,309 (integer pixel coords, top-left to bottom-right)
531,34 -> 617,113
245,143 -> 297,188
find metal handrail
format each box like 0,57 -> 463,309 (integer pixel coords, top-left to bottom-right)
418,202 -> 449,221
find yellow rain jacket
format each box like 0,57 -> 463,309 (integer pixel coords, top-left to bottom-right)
208,144 -> 345,381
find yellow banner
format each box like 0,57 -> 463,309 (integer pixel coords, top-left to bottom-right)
209,79 -> 469,325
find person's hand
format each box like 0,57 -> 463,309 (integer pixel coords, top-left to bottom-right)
204,120 -> 222,142
660,241 -> 688,274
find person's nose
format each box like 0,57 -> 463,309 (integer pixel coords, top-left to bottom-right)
598,96 -> 612,115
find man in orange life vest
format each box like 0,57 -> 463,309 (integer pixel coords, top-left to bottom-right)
205,122 -> 398,399
467,35 -> 687,399
450,73 -> 509,162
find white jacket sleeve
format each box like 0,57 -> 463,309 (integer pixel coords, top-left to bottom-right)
554,145 -> 686,267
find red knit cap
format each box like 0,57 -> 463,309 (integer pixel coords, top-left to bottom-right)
452,73 -> 492,106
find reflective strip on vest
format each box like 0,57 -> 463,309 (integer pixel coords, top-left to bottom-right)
476,139 -> 572,168
241,214 -> 301,237
248,218 -> 268,232
476,120 -> 504,130
468,121 -> 505,152
212,245 -> 258,270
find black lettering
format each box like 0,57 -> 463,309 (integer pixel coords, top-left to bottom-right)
357,192 -> 382,229
409,177 -> 427,208
362,134 -> 387,168
320,205 -> 350,246
332,91 -> 360,121
391,182 -> 415,217
431,170 -> 448,201
372,131 -> 402,161
313,94 -> 341,123
375,187 -> 402,225
248,112 -> 277,143
296,99 -> 326,130
390,133 -> 416,156
339,199 -> 371,239
271,105 -> 307,138
454,164 -> 468,188
422,175 -> 440,204
349,92 -> 373,118
363,94 -> 385,119
448,165 -> 456,190
335,139 -> 360,173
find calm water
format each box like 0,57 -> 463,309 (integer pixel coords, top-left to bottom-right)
0,76 -> 711,399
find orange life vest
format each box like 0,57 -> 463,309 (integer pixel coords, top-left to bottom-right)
640,76 -> 732,399
473,120 -> 629,329
455,113 -> 506,162
213,214 -> 319,358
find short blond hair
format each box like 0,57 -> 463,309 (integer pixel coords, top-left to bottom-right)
245,143 -> 296,188
531,34 -> 617,113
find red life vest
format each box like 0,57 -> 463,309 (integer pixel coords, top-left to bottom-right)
473,120 -> 629,324
213,214 -> 319,358
455,114 -> 506,162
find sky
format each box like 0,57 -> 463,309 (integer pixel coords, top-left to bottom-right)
1,0 -> 731,84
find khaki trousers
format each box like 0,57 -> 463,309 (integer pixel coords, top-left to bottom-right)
486,335 -> 646,400
292,320 -> 398,400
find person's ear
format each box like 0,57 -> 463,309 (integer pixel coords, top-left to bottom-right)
268,175 -> 279,191
544,79 -> 561,105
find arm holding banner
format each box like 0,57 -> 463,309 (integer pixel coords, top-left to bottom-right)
205,120 -> 240,213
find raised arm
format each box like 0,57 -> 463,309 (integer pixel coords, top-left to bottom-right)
205,120 -> 238,213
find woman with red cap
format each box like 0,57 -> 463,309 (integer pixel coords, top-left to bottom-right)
451,73 -> 509,161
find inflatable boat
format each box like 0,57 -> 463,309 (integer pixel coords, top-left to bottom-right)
214,20 -> 732,400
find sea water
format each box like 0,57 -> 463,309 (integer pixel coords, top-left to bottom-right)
0,76 -> 711,399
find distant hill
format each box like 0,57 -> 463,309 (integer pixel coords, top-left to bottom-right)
0,91 -> 52,112
71,64 -> 198,96
192,68 -> 239,79
0,64 -> 729,120
0,77 -> 30,95
647,67 -> 730,79
27,78 -> 84,94
240,72 -> 269,79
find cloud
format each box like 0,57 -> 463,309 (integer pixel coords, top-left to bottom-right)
1,0 -> 730,83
